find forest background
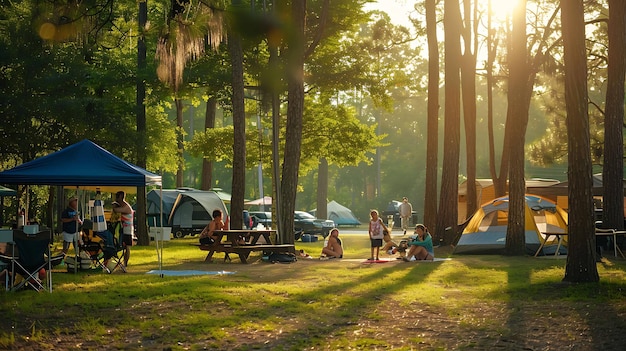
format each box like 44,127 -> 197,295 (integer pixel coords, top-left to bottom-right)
0,0 -> 618,243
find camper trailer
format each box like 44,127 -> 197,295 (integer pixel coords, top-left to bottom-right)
169,191 -> 229,238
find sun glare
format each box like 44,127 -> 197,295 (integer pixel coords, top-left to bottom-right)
487,0 -> 521,20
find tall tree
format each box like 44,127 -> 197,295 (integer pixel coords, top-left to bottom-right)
460,0 -> 477,221
486,0 -> 499,197
561,0 -> 598,282
504,0 -> 530,255
279,0 -> 306,245
201,97 -> 217,190
155,0 -> 226,189
136,0 -> 149,245
435,0 -> 462,245
602,0 -> 625,231
423,0 -> 439,232
228,0 -> 246,230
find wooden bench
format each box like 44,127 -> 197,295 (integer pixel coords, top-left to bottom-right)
192,243 -> 295,264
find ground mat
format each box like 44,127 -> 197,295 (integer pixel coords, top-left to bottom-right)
146,270 -> 236,276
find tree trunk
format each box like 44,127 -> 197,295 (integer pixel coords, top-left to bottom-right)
175,98 -> 184,188
317,158 -> 328,220
487,0 -> 498,194
268,21 -> 282,236
435,0 -> 462,245
229,19 -> 245,230
280,0 -> 306,246
201,97 -> 217,190
461,0 -> 477,221
423,0 -> 439,232
602,0 -> 626,231
561,0 -> 599,283
504,0 -> 529,255
136,0 -> 149,245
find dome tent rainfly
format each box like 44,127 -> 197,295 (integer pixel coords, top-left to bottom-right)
454,194 -> 569,255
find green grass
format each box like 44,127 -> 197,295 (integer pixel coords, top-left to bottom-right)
2,234 -> 626,350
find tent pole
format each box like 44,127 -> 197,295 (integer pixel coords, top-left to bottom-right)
158,186 -> 163,277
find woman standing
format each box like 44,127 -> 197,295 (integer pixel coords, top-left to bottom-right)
368,210 -> 386,260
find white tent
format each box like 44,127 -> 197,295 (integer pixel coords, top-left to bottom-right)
311,200 -> 360,227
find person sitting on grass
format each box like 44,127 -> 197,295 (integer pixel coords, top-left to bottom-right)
381,229 -> 398,256
403,224 -> 434,262
321,228 -> 343,259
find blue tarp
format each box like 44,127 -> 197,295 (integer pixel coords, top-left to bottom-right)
0,139 -> 161,186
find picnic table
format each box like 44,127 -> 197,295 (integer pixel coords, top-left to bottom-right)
192,229 -> 295,263
534,229 -> 625,258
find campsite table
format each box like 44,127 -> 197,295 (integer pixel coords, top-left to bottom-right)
213,229 -> 276,245
195,229 -> 294,263
534,232 -> 568,257
535,230 -> 626,258
595,229 -> 625,259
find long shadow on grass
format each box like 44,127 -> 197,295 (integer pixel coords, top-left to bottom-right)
215,261 -> 442,350
475,257 -> 626,350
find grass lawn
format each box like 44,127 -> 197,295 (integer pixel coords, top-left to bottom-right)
1,232 -> 626,350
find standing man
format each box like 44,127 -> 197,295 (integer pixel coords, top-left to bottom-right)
399,197 -> 413,234
112,191 -> 133,267
61,197 -> 83,254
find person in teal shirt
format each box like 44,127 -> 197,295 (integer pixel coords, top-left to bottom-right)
403,224 -> 434,261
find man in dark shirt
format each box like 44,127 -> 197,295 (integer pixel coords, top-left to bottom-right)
61,197 -> 83,254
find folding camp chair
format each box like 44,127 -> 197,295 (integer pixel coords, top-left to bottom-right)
0,229 -> 15,291
94,230 -> 126,274
11,230 -> 63,292
81,224 -> 126,274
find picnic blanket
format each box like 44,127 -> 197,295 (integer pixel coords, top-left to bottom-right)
361,257 -> 451,264
361,259 -> 394,264
146,270 -> 236,276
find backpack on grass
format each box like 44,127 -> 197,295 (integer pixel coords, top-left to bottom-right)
266,252 -> 297,263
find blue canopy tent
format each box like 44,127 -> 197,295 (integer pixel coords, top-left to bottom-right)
0,139 -> 161,187
0,139 -> 165,275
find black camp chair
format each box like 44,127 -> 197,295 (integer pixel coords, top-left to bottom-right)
80,228 -> 126,274
11,230 -> 63,292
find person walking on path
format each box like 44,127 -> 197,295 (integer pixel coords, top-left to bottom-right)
399,197 -> 413,234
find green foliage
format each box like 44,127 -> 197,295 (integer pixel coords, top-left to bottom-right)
186,94 -> 384,179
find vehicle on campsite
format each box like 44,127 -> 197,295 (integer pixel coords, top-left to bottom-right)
243,210 -> 252,229
249,211 -> 272,228
249,211 -> 335,240
382,200 -> 418,228
294,211 -> 335,239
